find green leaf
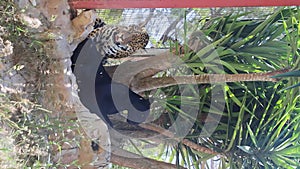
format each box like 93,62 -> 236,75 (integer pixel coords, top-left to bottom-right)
246,124 -> 258,148
219,60 -> 239,74
266,113 -> 290,148
270,154 -> 295,169
225,94 -> 247,152
237,146 -> 254,154
230,34 -> 255,49
275,145 -> 300,157
189,34 -> 232,62
271,70 -> 300,78
280,83 -> 300,91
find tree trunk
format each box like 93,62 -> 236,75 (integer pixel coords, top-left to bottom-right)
0,0 -> 110,168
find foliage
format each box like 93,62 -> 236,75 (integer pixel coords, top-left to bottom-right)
272,70 -> 300,90
148,7 -> 300,169
102,7 -> 299,169
96,9 -> 124,24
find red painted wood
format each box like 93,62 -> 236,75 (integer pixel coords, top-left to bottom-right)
69,0 -> 300,9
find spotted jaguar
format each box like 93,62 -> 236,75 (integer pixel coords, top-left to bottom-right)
88,18 -> 149,59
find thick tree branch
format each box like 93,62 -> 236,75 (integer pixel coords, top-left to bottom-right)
110,51 -> 182,85
106,49 -> 289,94
131,69 -> 290,92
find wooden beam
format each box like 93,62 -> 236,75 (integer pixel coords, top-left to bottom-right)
69,0 -> 300,9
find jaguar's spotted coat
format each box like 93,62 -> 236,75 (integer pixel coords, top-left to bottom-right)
87,18 -> 149,59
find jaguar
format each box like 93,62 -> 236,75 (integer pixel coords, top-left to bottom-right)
87,18 -> 149,60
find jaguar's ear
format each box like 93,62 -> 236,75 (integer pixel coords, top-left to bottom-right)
93,18 -> 106,29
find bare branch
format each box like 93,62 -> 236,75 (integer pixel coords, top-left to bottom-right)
111,146 -> 187,169
139,123 -> 219,155
159,9 -> 193,43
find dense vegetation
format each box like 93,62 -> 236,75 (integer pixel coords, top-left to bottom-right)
115,7 -> 300,169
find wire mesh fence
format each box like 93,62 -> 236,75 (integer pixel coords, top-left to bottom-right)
95,7 -> 278,47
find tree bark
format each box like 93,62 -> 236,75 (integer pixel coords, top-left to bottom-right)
11,0 -> 110,168
132,69 -> 290,92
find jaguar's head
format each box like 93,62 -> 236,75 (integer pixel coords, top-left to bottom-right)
118,24 -> 149,50
112,25 -> 149,58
